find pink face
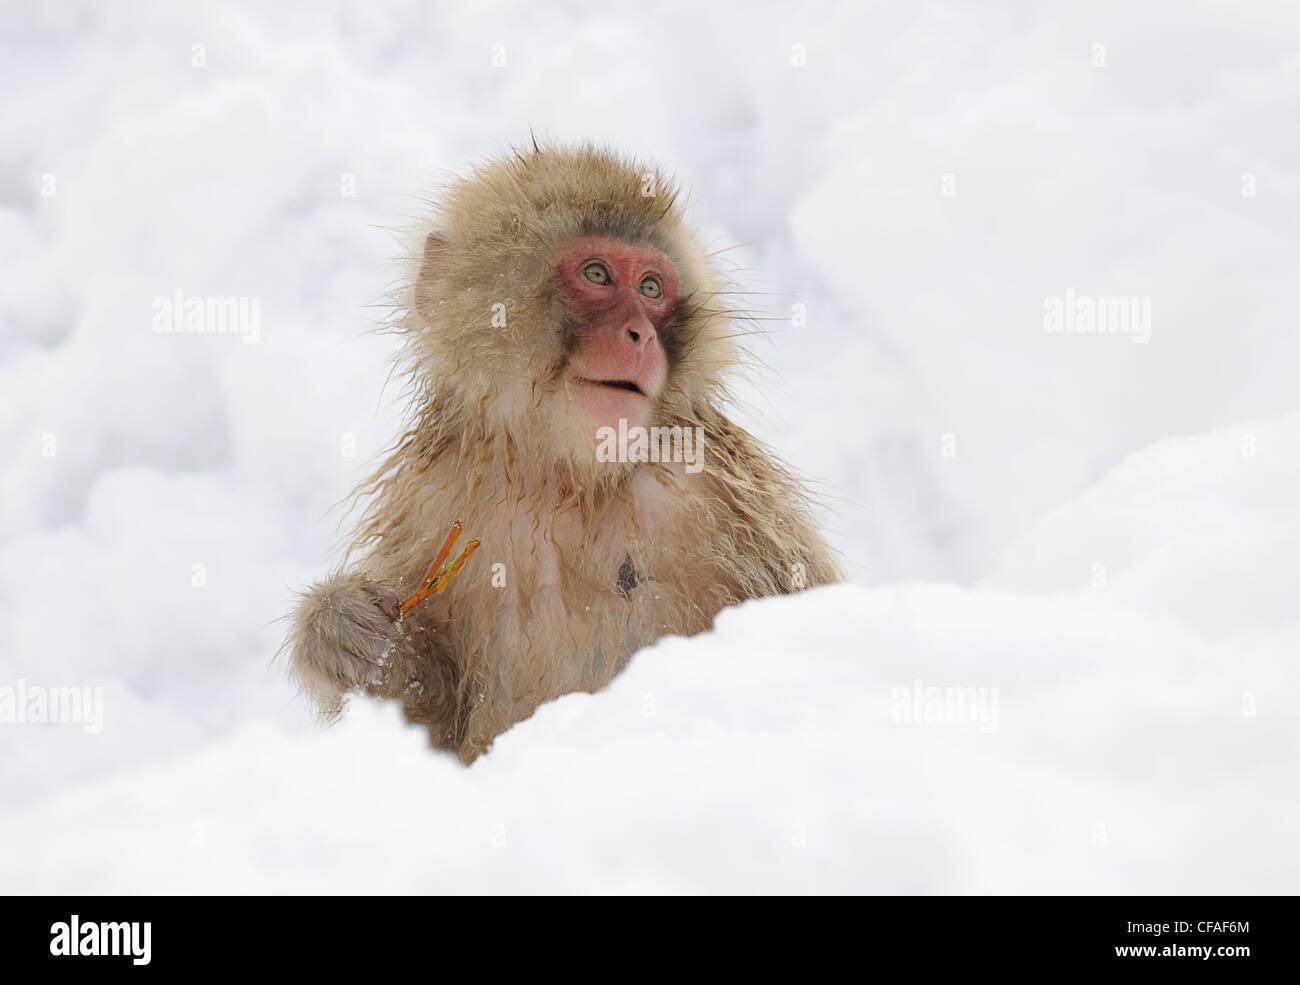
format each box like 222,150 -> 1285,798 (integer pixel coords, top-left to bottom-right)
553,236 -> 679,428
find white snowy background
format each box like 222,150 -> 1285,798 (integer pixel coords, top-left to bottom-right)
2,0 -> 1297,893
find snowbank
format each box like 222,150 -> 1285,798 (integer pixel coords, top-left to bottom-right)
3,414 -> 1297,893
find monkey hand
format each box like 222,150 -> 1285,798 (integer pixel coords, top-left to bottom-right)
286,571 -> 403,716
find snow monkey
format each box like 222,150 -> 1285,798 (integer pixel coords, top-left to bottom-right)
286,144 -> 842,762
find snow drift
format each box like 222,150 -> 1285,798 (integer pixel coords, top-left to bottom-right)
3,415 -> 1297,893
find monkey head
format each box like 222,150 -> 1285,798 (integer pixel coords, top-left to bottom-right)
404,146 -> 735,473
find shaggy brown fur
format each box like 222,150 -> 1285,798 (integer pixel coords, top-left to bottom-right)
286,144 -> 842,762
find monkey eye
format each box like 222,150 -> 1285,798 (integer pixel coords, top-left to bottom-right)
582,262 -> 611,285
639,276 -> 662,299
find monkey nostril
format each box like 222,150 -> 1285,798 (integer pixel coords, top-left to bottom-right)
628,329 -> 641,343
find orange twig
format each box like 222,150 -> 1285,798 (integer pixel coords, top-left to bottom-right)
400,520 -> 481,615
429,539 -> 480,594
421,521 -> 464,590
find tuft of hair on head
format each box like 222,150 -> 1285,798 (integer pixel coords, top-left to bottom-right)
396,144 -> 739,408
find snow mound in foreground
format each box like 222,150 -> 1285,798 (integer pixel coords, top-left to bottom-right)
3,416 -> 1298,894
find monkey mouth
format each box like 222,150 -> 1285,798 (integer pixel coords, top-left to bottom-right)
576,377 -> 645,397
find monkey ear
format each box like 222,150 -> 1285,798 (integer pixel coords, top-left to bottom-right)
414,233 -> 447,320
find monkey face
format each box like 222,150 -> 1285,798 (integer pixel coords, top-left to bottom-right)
552,236 -> 677,432
407,148 -> 736,473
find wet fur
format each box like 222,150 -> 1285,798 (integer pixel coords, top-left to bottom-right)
286,145 -> 842,762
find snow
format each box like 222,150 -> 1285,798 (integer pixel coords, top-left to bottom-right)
2,1 -> 1297,893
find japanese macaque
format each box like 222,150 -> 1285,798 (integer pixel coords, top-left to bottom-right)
286,145 -> 841,762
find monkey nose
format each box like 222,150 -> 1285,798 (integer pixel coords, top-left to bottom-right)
625,311 -> 656,347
